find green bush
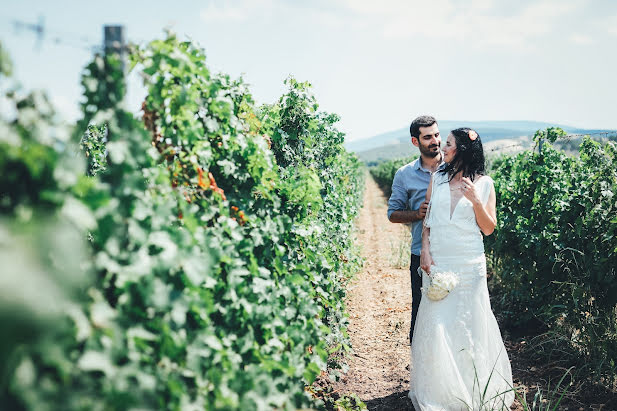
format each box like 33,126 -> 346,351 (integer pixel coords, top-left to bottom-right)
2,33 -> 363,410
369,156 -> 417,196
487,135 -> 617,384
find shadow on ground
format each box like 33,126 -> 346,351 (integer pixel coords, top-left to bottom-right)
364,391 -> 415,411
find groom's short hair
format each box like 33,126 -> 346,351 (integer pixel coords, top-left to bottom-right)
410,115 -> 438,139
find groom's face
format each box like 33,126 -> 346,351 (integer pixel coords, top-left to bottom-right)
414,124 -> 441,158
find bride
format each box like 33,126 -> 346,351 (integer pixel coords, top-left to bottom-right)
408,128 -> 514,410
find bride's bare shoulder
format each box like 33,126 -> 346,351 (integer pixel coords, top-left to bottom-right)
474,174 -> 493,184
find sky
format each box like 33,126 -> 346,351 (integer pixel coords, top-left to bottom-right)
1,0 -> 616,142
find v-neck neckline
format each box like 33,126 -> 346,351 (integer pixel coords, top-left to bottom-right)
448,179 -> 464,221
447,175 -> 485,220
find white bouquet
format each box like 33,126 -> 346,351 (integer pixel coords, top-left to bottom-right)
421,268 -> 459,301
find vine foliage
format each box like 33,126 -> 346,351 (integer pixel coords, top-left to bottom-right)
2,33 -> 363,410
487,137 -> 617,384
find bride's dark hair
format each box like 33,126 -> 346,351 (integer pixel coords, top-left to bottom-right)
439,127 -> 485,182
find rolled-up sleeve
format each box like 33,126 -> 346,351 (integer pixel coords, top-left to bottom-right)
387,169 -> 408,220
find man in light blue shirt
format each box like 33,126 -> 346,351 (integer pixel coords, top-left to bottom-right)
387,115 -> 443,344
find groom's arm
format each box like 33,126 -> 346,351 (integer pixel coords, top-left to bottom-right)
387,170 -> 427,223
389,208 -> 426,223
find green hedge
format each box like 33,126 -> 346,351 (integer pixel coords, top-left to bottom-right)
2,34 -> 363,410
369,156 -> 416,196
486,137 -> 617,384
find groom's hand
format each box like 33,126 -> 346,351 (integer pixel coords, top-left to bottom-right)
390,202 -> 429,223
417,201 -> 429,219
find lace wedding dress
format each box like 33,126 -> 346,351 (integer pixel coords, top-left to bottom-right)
408,172 -> 514,410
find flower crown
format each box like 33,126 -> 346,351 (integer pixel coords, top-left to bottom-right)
468,130 -> 478,141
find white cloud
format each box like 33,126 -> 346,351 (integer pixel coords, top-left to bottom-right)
199,3 -> 250,22
199,0 -> 363,29
608,15 -> 617,36
199,0 -> 300,23
570,33 -> 593,45
339,0 -> 584,50
199,0 -> 283,23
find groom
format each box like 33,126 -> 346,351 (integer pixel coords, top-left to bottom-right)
387,115 -> 443,344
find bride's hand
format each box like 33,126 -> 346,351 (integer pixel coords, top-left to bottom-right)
461,177 -> 481,205
420,250 -> 433,275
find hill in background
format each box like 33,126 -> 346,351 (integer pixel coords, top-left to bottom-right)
346,120 -> 614,164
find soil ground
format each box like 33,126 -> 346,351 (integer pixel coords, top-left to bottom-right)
330,171 -> 617,410
330,171 -> 414,410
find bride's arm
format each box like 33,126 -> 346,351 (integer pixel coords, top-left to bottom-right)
420,226 -> 433,272
420,175 -> 434,273
462,177 -> 497,235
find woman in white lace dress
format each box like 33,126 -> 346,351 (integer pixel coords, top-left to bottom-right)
408,128 -> 514,410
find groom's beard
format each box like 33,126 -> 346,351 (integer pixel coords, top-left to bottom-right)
420,143 -> 441,158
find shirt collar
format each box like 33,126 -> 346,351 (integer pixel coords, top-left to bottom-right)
415,156 -> 444,173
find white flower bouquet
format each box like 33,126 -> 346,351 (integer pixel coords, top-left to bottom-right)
420,267 -> 459,301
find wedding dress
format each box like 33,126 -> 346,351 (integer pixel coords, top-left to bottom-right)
408,172 -> 514,410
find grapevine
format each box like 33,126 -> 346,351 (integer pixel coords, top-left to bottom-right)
1,33 -> 364,410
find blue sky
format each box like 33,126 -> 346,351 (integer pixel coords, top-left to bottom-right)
2,0 -> 616,141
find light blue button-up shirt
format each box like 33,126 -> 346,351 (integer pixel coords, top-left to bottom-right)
387,158 -> 443,256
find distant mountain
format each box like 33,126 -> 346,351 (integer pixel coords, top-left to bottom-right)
345,120 -> 614,155
356,142 -> 419,164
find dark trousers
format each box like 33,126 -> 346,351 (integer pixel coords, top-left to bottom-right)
410,254 -> 422,344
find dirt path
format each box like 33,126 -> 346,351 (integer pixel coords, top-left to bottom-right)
332,171 -> 414,410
